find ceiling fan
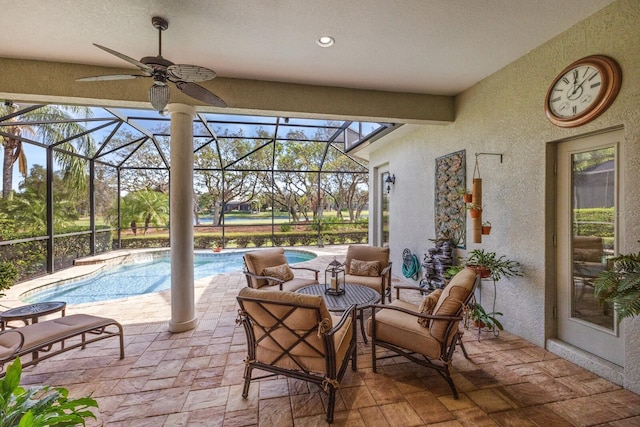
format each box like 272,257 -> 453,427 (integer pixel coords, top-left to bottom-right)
77,16 -> 227,112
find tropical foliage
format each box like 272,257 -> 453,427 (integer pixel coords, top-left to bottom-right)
0,104 -> 94,200
0,358 -> 98,427
594,253 -> 640,324
464,249 -> 522,281
470,303 -> 504,331
108,190 -> 169,235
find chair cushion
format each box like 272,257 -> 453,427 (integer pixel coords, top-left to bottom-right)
263,263 -> 294,286
280,278 -> 320,292
367,300 -> 443,359
350,259 -> 380,277
244,248 -> 288,288
417,289 -> 442,327
0,314 -> 119,360
345,274 -> 383,294
237,287 -> 349,374
345,245 -> 389,275
430,268 -> 476,342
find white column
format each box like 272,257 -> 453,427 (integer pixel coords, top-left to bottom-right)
168,103 -> 198,332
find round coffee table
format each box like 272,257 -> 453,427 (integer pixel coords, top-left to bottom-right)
0,301 -> 67,330
297,284 -> 380,343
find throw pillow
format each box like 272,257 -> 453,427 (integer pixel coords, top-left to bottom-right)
262,263 -> 294,286
350,259 -> 380,277
417,289 -> 442,327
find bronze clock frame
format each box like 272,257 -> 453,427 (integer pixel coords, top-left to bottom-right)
544,55 -> 622,128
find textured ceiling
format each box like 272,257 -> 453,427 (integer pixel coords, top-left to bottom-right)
1,0 -> 615,96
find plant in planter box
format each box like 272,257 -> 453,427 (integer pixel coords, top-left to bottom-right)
594,252 -> 640,324
0,358 -> 98,426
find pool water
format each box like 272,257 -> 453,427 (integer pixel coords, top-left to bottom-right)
24,250 -> 316,304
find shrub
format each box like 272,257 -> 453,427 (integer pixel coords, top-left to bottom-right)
235,236 -> 251,248
0,262 -> 18,297
251,235 -> 268,247
271,234 -> 288,246
279,224 -> 292,232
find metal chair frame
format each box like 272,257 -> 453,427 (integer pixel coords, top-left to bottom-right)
236,293 -> 357,423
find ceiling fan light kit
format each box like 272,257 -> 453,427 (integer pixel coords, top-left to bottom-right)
149,83 -> 170,111
77,16 -> 227,111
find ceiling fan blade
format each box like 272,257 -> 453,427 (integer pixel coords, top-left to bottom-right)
167,64 -> 216,83
175,81 -> 227,108
92,43 -> 154,73
76,74 -> 148,82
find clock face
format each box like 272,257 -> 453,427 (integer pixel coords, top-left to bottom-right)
545,55 -> 622,128
548,65 -> 602,118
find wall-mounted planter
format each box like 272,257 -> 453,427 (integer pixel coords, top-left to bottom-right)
482,222 -> 492,235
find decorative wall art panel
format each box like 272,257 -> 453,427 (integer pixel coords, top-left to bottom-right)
435,150 -> 466,248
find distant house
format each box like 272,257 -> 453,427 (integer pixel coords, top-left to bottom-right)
223,200 -> 252,212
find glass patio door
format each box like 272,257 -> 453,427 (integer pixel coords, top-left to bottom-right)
556,129 -> 624,365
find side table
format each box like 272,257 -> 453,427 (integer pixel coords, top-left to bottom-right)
0,301 -> 67,330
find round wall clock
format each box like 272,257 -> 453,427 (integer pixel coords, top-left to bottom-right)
544,55 -> 622,128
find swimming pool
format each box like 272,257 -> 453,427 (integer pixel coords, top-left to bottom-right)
23,250 -> 316,305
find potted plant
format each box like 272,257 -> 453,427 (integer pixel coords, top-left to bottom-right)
457,188 -> 473,203
0,358 -> 98,426
464,249 -> 522,281
443,265 -> 464,279
481,221 -> 492,235
469,303 -> 504,331
594,252 -> 640,324
466,203 -> 482,218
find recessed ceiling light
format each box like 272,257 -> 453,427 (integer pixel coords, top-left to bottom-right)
317,36 -> 335,48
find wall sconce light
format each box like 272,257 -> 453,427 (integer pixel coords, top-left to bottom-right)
385,174 -> 395,193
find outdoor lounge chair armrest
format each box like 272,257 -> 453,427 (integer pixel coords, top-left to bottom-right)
368,303 -> 463,322
243,270 -> 285,284
326,304 -> 357,336
0,329 -> 25,363
242,270 -> 285,289
380,263 -> 392,277
290,266 -> 320,280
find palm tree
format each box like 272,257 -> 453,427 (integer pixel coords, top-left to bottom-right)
108,190 -> 169,235
0,103 -> 94,199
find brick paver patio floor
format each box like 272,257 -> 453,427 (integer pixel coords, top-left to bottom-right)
7,245 -> 640,426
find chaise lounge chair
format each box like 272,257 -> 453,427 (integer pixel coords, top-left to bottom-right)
0,314 -> 124,374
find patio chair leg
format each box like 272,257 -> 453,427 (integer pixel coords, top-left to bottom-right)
351,342 -> 357,371
326,384 -> 336,423
457,336 -> 470,359
440,368 -> 459,400
242,364 -> 252,398
371,342 -> 378,373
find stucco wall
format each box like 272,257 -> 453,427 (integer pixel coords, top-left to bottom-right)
369,0 -> 640,392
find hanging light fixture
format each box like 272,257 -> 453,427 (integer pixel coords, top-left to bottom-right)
149,82 -> 170,111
